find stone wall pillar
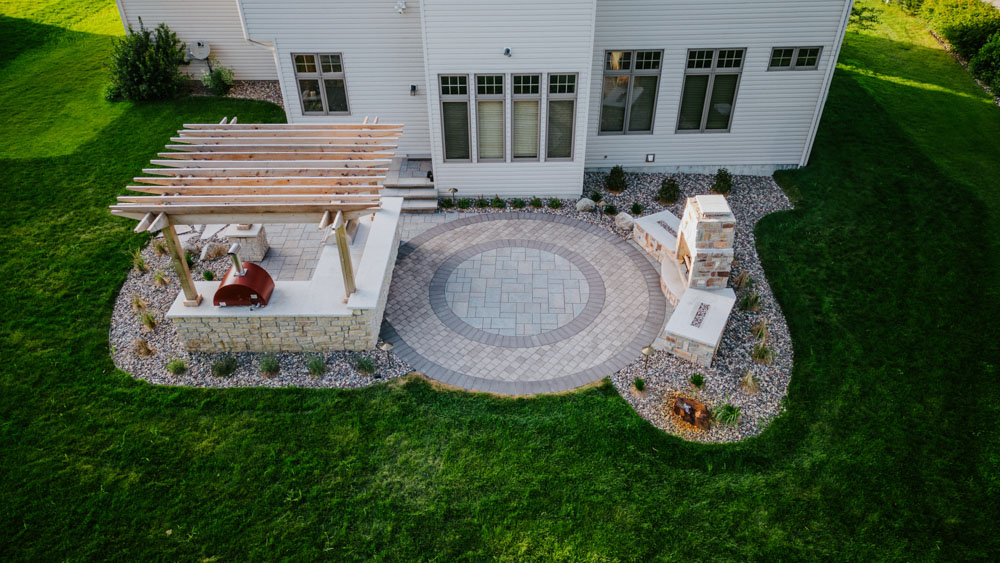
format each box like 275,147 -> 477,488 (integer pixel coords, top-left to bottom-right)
221,224 -> 269,261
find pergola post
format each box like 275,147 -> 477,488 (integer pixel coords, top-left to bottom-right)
161,221 -> 203,306
332,211 -> 356,301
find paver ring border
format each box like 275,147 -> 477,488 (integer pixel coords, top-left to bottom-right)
384,212 -> 667,395
429,239 -> 606,348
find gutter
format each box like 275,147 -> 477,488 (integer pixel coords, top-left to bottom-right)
234,0 -> 274,52
798,0 -> 854,168
114,0 -> 129,33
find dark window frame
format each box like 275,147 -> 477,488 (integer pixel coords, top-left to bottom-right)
291,52 -> 350,116
599,49 -> 663,135
439,74 -> 472,162
768,46 -> 823,71
676,48 -> 746,134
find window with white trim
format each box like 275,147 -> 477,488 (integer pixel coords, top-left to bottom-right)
440,75 -> 470,161
512,74 -> 541,160
475,75 -> 504,161
546,74 -> 576,160
677,48 -> 745,133
599,50 -> 662,134
292,53 -> 349,115
768,46 -> 822,70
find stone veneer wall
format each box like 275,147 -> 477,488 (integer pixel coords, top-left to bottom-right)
633,221 -> 676,264
676,198 -> 734,289
659,332 -> 717,368
221,224 -> 269,262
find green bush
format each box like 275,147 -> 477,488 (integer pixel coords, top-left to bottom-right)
716,403 -> 741,425
970,31 -> 1000,91
921,0 -> 1000,59
604,204 -> 618,216
690,373 -> 705,388
491,195 -> 505,209
606,165 -> 627,193
202,270 -> 215,281
712,168 -> 733,195
105,20 -> 187,101
589,191 -> 603,203
633,378 -> 645,391
259,354 -> 279,377
511,198 -> 526,209
475,197 -> 490,208
739,292 -> 761,312
548,198 -> 563,209
630,202 -> 644,215
307,355 -> 326,377
529,197 -> 543,208
355,356 -> 375,374
751,342 -> 774,365
165,358 -> 187,375
211,355 -> 238,378
439,198 -> 455,209
200,61 -> 234,96
657,178 -> 680,205
456,198 -> 472,209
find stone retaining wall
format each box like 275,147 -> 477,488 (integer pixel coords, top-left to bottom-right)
173,310 -> 377,353
659,332 -> 717,368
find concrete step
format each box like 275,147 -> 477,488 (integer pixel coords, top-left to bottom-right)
383,187 -> 438,200
401,199 -> 439,213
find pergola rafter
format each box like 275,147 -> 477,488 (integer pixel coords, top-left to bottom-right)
110,118 -> 403,306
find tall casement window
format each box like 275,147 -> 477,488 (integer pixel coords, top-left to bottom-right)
292,53 -> 349,115
599,50 -> 662,134
512,74 -> 541,160
677,48 -> 745,133
546,74 -> 577,160
440,75 -> 470,161
475,75 -> 504,161
768,46 -> 822,70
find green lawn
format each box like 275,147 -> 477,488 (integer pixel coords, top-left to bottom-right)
1,0 -> 998,560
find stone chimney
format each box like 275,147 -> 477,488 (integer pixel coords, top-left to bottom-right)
674,195 -> 734,289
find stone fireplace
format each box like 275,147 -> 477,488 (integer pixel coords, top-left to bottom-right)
675,195 -> 735,289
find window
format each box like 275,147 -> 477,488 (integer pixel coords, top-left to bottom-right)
599,50 -> 662,134
292,53 -> 349,115
546,74 -> 576,160
677,48 -> 745,133
512,74 -> 541,160
769,46 -> 823,70
475,75 -> 504,161
440,75 -> 470,161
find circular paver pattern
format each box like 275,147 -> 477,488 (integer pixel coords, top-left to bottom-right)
382,213 -> 665,395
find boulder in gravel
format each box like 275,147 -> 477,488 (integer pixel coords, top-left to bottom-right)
200,242 -> 229,262
576,198 -> 595,212
673,396 -> 711,429
614,212 -> 634,230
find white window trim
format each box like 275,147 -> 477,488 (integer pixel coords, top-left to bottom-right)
676,48 -> 746,134
512,74 -> 542,162
291,53 -> 350,116
768,46 -> 824,71
598,49 -> 663,136
474,74 -> 506,163
439,74 -> 471,163
545,72 -> 577,162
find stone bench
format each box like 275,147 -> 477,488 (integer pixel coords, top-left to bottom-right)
633,210 -> 680,265
656,287 -> 736,368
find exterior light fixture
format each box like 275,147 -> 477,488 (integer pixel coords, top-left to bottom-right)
641,345 -> 655,369
409,84 -> 417,96
503,47 -> 512,57
448,187 -> 458,203
395,0 -> 407,14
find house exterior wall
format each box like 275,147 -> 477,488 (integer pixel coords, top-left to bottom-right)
586,0 -> 851,173
115,0 -> 278,80
240,0 -> 432,156
420,0 -> 599,198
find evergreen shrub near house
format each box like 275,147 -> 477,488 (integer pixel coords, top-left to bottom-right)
211,355 -> 238,378
657,178 -> 680,205
475,196 -> 490,208
548,198 -> 563,209
529,197 -> 543,208
511,198 -> 526,209
491,195 -> 505,209
606,165 -> 627,193
604,204 -> 618,216
200,60 -> 235,96
456,198 -> 472,209
439,198 -> 455,209
630,201 -> 644,215
633,378 -> 645,391
920,0 -> 1000,59
712,168 -> 733,195
105,20 -> 187,101
970,31 -> 1000,93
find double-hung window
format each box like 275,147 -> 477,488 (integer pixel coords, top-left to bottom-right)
599,50 -> 662,134
440,75 -> 470,161
546,74 -> 577,160
292,53 -> 349,115
768,46 -> 822,70
475,75 -> 504,161
512,74 -> 541,160
677,48 -> 745,133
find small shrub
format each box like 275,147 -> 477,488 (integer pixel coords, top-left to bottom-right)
690,373 -> 705,388
970,31 -> 1000,89
716,403 -> 741,425
307,355 -> 326,377
134,339 -> 154,357
848,5 -> 883,33
604,204 -> 618,216
921,0 -> 1000,59
131,248 -> 148,273
153,270 -> 169,287
751,318 -> 769,341
633,377 -> 646,391
131,294 -> 148,312
712,168 -> 733,195
739,292 -> 761,312
732,271 -> 753,290
259,354 -> 280,377
356,356 -> 376,375
658,178 -> 680,205
491,195 -> 506,209
606,165 -> 627,193
165,358 -> 187,375
152,240 -> 168,256
740,370 -> 760,394
529,197 -> 543,208
512,198 -> 526,209
439,198 -> 455,209
139,312 -> 157,332
475,196 -> 490,208
457,198 -> 472,209
105,20 -> 187,101
202,270 -> 215,281
751,342 -> 774,365
199,60 -> 234,96
211,355 -> 238,378
589,191 -> 603,203
630,201 -> 644,215
185,251 -> 196,268
548,198 -> 563,209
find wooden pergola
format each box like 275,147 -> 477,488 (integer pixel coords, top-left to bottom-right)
111,118 -> 403,306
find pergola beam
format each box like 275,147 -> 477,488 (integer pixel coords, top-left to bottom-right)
141,167 -> 389,177
127,185 -> 383,195
148,159 -> 391,169
164,144 -> 398,153
135,176 -> 382,186
169,136 -> 391,145
183,123 -> 404,130
156,151 -> 395,160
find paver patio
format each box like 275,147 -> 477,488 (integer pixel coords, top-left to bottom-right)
382,213 -> 666,394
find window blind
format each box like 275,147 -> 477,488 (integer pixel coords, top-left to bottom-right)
546,100 -> 574,159
442,101 -> 470,160
477,101 -> 504,160
677,75 -> 708,130
513,100 -> 539,159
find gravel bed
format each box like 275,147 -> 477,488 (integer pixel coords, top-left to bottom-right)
110,226 -> 409,389
187,80 -> 285,107
441,171 -> 794,443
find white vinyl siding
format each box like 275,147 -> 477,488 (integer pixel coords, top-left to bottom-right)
116,0 -> 277,79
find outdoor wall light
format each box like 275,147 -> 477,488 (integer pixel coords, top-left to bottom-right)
503,47 -> 512,57
410,84 -> 417,96
395,0 -> 407,14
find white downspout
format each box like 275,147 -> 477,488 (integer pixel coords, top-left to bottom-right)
234,0 -> 274,52
798,0 -> 854,168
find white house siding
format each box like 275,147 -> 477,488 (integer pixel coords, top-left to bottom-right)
115,0 -> 277,80
421,0 -> 598,197
240,0 -> 432,157
586,0 -> 851,174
